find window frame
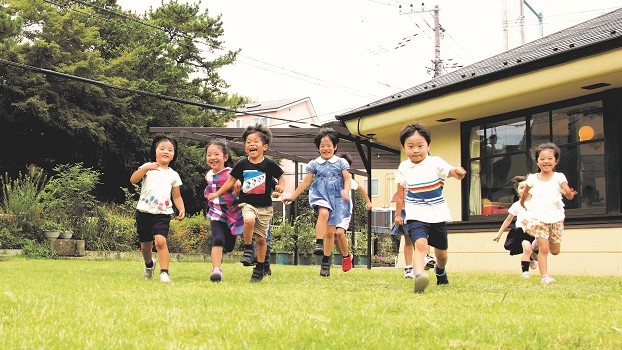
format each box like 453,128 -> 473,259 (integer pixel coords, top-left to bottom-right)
461,93 -> 614,222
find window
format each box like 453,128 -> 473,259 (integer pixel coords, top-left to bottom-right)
235,118 -> 245,128
363,179 -> 379,197
465,100 -> 605,218
251,117 -> 268,126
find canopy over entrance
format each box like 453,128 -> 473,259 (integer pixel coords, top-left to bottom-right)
150,121 -> 401,177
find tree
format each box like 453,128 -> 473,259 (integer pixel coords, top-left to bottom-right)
0,0 -> 249,213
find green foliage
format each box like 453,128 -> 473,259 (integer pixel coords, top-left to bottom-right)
271,221 -> 296,253
168,213 -> 211,254
353,231 -> 369,256
38,163 -> 100,231
0,0 -> 246,212
0,169 -> 46,231
78,205 -> 136,252
293,208 -> 315,255
21,240 -> 55,259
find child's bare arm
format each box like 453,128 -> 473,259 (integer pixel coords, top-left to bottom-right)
356,185 -> 373,210
130,162 -> 159,184
493,214 -> 515,242
282,173 -> 312,203
207,176 -> 237,200
341,170 -> 351,202
519,184 -> 532,209
449,166 -> 467,180
272,175 -> 285,198
560,182 -> 577,200
394,184 -> 405,226
171,186 -> 185,221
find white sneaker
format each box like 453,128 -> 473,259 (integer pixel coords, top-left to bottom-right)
521,271 -> 530,279
541,275 -> 555,285
414,273 -> 430,293
530,259 -> 538,270
143,262 -> 155,279
160,271 -> 172,284
404,265 -> 414,279
210,268 -> 222,282
424,254 -> 436,270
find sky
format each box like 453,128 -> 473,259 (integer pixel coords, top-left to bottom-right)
116,0 -> 621,122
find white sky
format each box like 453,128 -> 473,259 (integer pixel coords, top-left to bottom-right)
116,0 -> 621,122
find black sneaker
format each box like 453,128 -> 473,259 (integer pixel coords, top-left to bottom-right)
240,248 -> 254,266
436,269 -> 449,285
264,259 -> 272,276
250,264 -> 264,283
320,262 -> 331,277
313,242 -> 324,256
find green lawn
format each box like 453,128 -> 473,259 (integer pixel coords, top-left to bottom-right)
1,257 -> 621,349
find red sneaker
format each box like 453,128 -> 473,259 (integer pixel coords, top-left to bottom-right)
342,253 -> 353,272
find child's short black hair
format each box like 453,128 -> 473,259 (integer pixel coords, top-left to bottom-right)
206,140 -> 235,168
534,142 -> 560,160
314,127 -> 339,149
242,124 -> 272,145
399,123 -> 431,146
510,175 -> 527,191
339,153 -> 353,166
150,135 -> 178,164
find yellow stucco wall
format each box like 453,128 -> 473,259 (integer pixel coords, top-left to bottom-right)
397,227 -> 622,276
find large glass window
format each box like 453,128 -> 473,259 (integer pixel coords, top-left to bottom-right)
466,101 -> 605,218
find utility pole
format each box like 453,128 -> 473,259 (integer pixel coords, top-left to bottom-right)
399,3 -> 443,78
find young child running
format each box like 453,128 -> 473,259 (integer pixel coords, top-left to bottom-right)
390,190 -> 436,278
130,135 -> 185,284
207,124 -> 285,282
492,175 -> 538,278
394,123 -> 466,293
282,127 -> 351,277
203,141 -> 244,283
333,153 -> 372,272
519,142 -> 576,285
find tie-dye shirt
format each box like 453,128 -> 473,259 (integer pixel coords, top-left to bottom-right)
395,156 -> 455,223
135,164 -> 182,215
204,167 -> 243,236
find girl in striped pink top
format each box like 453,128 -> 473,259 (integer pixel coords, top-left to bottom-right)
204,141 -> 243,282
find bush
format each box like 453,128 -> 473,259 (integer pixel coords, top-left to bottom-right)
0,169 -> 46,240
79,205 -> 137,252
271,221 -> 296,253
168,213 -> 211,254
22,240 -> 55,259
293,209 -> 315,255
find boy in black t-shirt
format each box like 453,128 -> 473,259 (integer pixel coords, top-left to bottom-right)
208,124 -> 285,282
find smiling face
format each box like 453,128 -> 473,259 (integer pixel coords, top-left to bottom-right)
244,132 -> 269,161
155,140 -> 175,167
205,144 -> 228,173
536,148 -> 558,174
402,131 -> 430,164
318,135 -> 337,160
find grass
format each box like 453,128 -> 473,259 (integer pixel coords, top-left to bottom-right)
0,257 -> 621,349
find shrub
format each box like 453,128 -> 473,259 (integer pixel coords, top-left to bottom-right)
293,209 -> 315,255
271,221 -> 296,253
0,169 -> 46,241
79,205 -> 137,252
22,240 -> 55,259
168,213 -> 211,254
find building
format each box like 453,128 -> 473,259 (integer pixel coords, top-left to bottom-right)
336,8 -> 622,276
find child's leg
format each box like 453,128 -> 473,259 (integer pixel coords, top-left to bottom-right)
154,234 -> 170,270
413,237 -> 428,275
140,241 -> 154,264
243,218 -> 255,245
324,225 -> 336,255
335,228 -> 349,256
536,236 -> 550,277
403,234 -> 413,267
316,208 -> 330,254
520,240 -> 533,275
433,248 -> 448,271
255,235 -> 267,263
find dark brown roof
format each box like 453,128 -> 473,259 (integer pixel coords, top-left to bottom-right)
337,7 -> 622,121
150,121 -> 400,177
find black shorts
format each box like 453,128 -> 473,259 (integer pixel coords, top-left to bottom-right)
135,211 -> 171,242
404,220 -> 448,250
504,227 -> 535,255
